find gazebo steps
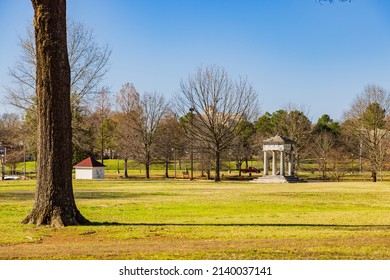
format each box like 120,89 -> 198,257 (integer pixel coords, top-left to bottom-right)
284,175 -> 306,183
251,175 -> 306,183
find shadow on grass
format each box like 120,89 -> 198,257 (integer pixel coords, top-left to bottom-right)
0,191 -> 178,201
89,222 -> 390,228
0,192 -> 34,201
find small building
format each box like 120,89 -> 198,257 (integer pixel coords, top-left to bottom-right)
74,157 -> 106,179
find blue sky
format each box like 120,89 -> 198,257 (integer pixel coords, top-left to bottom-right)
1,0 -> 390,122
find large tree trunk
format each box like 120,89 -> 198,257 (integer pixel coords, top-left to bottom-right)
22,0 -> 89,227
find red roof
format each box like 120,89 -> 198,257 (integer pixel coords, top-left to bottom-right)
74,157 -> 106,168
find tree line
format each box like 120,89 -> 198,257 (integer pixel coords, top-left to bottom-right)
2,81 -> 390,183
2,16 -> 389,183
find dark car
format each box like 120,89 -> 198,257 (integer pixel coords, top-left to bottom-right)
240,167 -> 260,173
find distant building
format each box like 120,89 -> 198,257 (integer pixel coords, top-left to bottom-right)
74,157 -> 106,179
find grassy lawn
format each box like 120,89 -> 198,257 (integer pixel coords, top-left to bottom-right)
0,179 -> 389,260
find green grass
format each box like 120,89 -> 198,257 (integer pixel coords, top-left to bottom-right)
0,179 -> 389,259
11,158 -> 390,182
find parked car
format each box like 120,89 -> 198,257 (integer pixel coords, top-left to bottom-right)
240,167 -> 260,174
4,175 -> 20,180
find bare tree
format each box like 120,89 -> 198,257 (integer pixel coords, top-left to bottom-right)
22,0 -> 89,227
327,147 -> 348,182
6,20 -> 111,162
116,84 -> 169,178
228,120 -> 256,177
310,114 -> 342,179
92,87 -> 114,164
196,143 -> 214,180
7,20 -> 111,111
177,65 -> 259,182
115,83 -> 139,178
155,112 -> 186,178
0,114 -> 25,176
135,92 -> 169,179
0,114 -> 22,146
310,132 -> 336,179
344,84 -> 390,182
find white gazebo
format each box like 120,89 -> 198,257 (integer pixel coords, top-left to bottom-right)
252,135 -> 305,183
74,157 -> 106,180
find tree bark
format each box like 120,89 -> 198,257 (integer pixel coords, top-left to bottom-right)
215,150 -> 221,182
146,163 -> 150,179
22,0 -> 89,227
237,162 -> 242,177
165,159 -> 169,178
145,149 -> 151,179
124,158 -> 128,178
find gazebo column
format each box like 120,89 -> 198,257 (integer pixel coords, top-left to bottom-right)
288,152 -> 294,176
263,151 -> 269,175
280,151 -> 285,176
272,151 -> 277,176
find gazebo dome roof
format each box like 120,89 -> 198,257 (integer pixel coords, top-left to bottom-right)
263,135 -> 295,145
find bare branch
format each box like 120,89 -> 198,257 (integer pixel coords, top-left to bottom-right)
176,65 -> 259,181
6,20 -> 111,113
